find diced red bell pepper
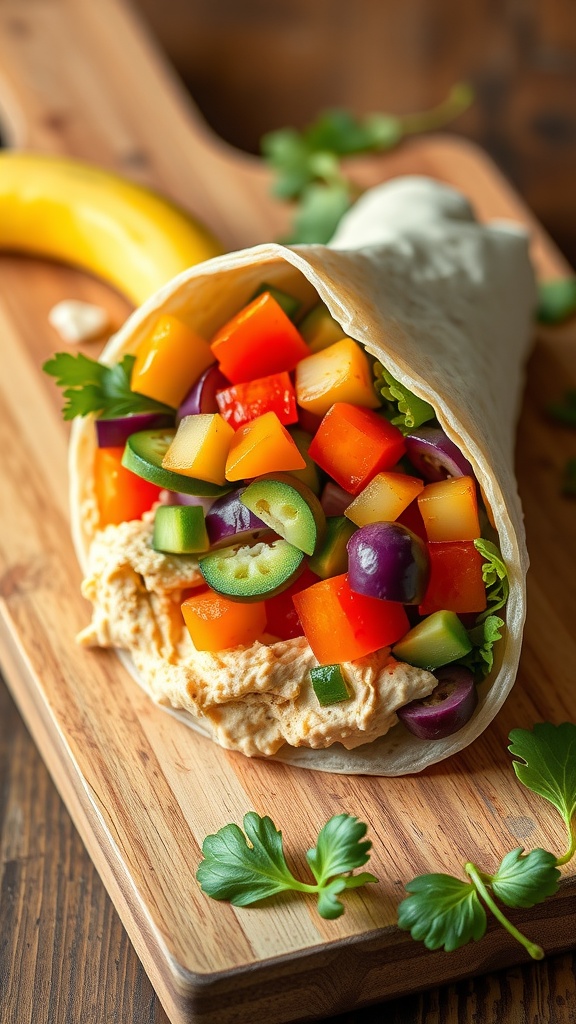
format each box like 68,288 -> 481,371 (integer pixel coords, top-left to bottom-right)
308,403 -> 406,496
293,573 -> 409,664
265,567 -> 319,641
397,498 -> 428,542
216,371 -> 298,429
210,292 -> 310,384
419,541 -> 487,615
95,446 -> 162,526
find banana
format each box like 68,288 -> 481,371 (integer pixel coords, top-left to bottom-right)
0,152 -> 223,305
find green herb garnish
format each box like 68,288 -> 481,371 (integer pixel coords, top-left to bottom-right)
537,279 -> 576,325
458,614 -> 504,680
43,351 -> 175,420
374,363 -> 435,430
196,812 -> 377,919
474,537 -> 509,621
398,722 -> 576,959
261,85 -> 474,244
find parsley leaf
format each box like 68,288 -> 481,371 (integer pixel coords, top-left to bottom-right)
43,351 -> 175,420
537,278 -> 576,325
196,812 -> 377,919
287,181 -> 353,245
374,363 -> 435,431
397,874 -> 486,952
474,538 -> 509,621
508,723 -> 576,861
489,848 -> 560,908
458,615 -> 504,680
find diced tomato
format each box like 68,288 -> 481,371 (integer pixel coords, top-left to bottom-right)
397,499 -> 428,541
181,588 -> 267,651
210,293 -> 310,384
419,541 -> 487,615
308,403 -> 406,496
95,446 -> 162,526
293,573 -> 409,664
265,567 -> 319,640
216,371 -> 298,429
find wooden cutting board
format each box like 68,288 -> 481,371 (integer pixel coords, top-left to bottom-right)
1,2 -> 576,1023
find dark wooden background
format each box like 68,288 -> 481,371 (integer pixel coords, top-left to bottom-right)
2,0 -> 576,1021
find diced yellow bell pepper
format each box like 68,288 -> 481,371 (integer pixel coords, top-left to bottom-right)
298,302 -> 347,352
131,314 -> 214,408
225,411 -> 306,482
162,414 -> 234,485
418,476 -> 481,542
295,337 -> 381,418
345,471 -> 424,527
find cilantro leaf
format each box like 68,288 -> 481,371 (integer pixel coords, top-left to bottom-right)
286,182 -> 353,245
374,363 -> 435,430
458,615 -> 504,680
537,279 -> 576,325
508,723 -> 576,834
196,812 -> 376,918
489,848 -> 560,908
474,538 -> 509,621
397,874 -> 486,952
43,351 -> 175,420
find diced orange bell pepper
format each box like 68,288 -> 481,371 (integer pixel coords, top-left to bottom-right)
131,314 -> 215,408
162,413 -> 234,485
345,472 -> 424,527
95,446 -> 162,526
419,541 -> 487,615
308,403 -> 406,496
210,292 -> 310,384
418,476 -> 481,542
216,371 -> 298,429
225,411 -> 306,482
293,573 -> 409,664
182,588 -> 267,652
295,338 -> 381,418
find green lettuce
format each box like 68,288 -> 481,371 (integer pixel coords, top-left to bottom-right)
374,363 -> 435,431
474,538 -> 509,621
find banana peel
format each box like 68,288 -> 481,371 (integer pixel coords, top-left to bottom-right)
0,152 -> 223,305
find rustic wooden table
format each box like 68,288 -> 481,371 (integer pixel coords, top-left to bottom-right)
1,1 -> 576,1023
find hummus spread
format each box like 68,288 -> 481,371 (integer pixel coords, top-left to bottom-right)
77,514 -> 438,756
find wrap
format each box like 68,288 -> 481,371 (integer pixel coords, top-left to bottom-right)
70,177 -> 536,775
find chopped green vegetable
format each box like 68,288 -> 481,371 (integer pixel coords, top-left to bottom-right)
474,538 -> 509,621
43,352 -> 174,420
537,279 -> 576,324
196,812 -> 376,919
310,664 -> 350,706
458,614 -> 504,680
374,363 -> 435,430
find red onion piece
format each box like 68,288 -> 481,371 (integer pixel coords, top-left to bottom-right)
177,365 -> 229,422
172,493 -> 216,515
396,665 -> 477,739
96,412 -> 174,448
206,488 -> 267,547
320,481 -> 351,517
405,427 -> 473,482
347,522 -> 429,604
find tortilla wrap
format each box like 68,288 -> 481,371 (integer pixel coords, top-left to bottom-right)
70,176 -> 536,775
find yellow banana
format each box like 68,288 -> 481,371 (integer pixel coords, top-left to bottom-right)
0,152 -> 223,305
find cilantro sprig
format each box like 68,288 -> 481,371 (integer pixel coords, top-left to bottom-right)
261,84 -> 474,244
398,722 -> 576,959
43,351 -> 175,420
196,812 -> 377,919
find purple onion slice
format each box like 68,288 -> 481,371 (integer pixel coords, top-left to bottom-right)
320,481 -> 351,517
397,665 -> 477,740
347,522 -> 429,604
405,426 -> 473,482
176,364 -> 229,422
206,488 -> 268,548
96,411 -> 174,448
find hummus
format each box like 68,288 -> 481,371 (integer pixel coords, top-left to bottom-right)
77,514 -> 438,756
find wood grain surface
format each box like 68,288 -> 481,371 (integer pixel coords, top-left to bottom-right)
1,1 -> 576,1023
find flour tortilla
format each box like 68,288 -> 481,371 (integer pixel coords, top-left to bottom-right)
70,177 -> 536,775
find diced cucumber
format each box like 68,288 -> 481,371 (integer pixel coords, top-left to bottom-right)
308,516 -> 356,579
241,477 -> 325,556
287,427 -> 322,494
392,610 -> 472,670
298,302 -> 346,352
152,505 -> 209,554
199,538 -> 305,600
310,664 -> 350,706
122,429 -> 231,497
250,282 -> 302,321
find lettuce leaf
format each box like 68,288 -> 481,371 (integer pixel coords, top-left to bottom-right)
374,363 -> 435,431
474,538 -> 509,622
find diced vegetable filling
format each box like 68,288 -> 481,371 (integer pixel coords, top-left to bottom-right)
81,290 -> 509,737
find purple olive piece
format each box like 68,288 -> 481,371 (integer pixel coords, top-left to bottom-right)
405,426 -> 473,482
320,481 -> 351,517
206,488 -> 267,548
397,665 -> 477,740
347,522 -> 429,604
95,411 -> 174,448
176,364 -> 229,422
